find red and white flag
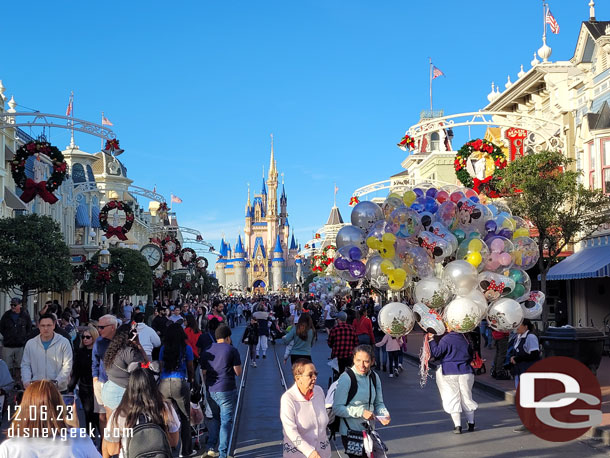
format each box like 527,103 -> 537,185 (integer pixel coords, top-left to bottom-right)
171,194 -> 183,204
101,114 -> 113,126
546,8 -> 559,34
334,184 -> 339,195
432,65 -> 444,79
65,93 -> 73,117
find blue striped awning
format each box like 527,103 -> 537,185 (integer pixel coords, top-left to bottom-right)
547,245 -> 610,280
90,206 -> 101,228
75,202 -> 90,227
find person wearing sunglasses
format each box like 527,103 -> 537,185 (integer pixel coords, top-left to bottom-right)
92,315 -> 118,433
69,325 -> 101,439
280,359 -> 330,458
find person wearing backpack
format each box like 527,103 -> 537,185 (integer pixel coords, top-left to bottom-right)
332,345 -> 390,458
241,317 -> 259,367
102,364 -> 179,458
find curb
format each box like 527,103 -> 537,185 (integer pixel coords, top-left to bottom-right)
405,351 -> 609,444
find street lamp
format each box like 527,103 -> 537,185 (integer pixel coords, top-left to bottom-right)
98,246 -> 111,310
118,271 -> 125,283
84,271 -> 91,282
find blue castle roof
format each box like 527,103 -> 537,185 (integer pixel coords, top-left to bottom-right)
272,234 -> 284,262
289,233 -> 297,250
261,178 -> 267,195
253,237 -> 266,258
246,205 -> 253,217
235,235 -> 245,254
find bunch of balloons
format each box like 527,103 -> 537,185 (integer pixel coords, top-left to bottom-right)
308,276 -> 350,297
336,183 -> 545,339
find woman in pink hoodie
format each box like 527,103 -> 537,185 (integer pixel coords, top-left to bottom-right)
376,334 -> 403,377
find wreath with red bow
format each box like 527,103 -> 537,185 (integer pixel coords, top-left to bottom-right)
196,256 -> 209,271
349,196 -> 360,207
10,140 -> 67,204
397,134 -> 416,151
180,247 -> 197,266
454,139 -> 507,198
82,259 -> 124,287
161,236 -> 182,262
312,244 -> 337,274
99,200 -> 134,241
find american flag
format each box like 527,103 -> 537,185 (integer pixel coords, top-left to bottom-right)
334,184 -> 339,195
171,194 -> 183,204
432,65 -> 444,79
101,114 -> 113,126
546,8 -> 559,34
65,93 -> 73,117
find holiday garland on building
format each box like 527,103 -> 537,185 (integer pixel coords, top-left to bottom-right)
99,200 -> 134,241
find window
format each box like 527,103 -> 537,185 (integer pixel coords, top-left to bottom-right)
72,163 -> 86,183
588,141 -> 596,189
602,139 -> 610,194
86,164 -> 95,182
577,151 -> 584,185
430,132 -> 440,151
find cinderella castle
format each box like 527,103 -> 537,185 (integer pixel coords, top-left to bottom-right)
215,138 -> 303,294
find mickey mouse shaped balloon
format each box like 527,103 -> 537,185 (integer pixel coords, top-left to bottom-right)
477,271 -> 515,302
413,302 -> 445,335
334,245 -> 367,282
417,230 -> 450,262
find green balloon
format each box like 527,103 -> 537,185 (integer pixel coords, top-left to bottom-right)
453,229 -> 466,245
509,269 -> 523,284
509,284 -> 526,299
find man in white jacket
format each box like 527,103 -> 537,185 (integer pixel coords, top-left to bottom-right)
133,312 -> 161,360
21,314 -> 73,393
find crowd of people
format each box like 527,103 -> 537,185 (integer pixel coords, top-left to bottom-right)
0,290 -> 541,457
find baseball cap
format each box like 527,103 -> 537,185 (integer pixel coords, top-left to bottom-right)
10,297 -> 22,305
169,306 -> 175,311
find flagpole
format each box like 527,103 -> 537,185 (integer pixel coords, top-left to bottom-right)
429,58 -> 433,112
333,183 -> 337,207
101,112 -> 104,150
543,1 -> 547,40
70,91 -> 75,147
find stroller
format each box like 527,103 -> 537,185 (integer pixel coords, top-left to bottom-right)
190,383 -> 208,451
269,317 -> 285,343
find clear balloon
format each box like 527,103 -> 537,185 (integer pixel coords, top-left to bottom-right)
378,302 -> 415,337
505,268 -> 531,302
386,206 -> 422,240
442,260 -> 479,296
436,201 -> 458,230
487,298 -> 524,331
417,231 -> 451,262
428,222 -> 459,255
334,245 -> 365,281
380,259 -> 409,291
414,277 -> 453,309
444,297 -> 483,333
367,232 -> 396,259
351,201 -> 384,234
484,236 -> 515,272
521,291 -> 545,319
365,255 -> 391,291
395,242 -> 436,279
512,236 -> 540,271
336,225 -> 369,257
382,195 -> 404,221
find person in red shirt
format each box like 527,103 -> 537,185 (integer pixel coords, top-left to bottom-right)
328,312 -> 359,376
352,307 -> 375,346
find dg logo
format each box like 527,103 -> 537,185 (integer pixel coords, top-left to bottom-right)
516,356 -> 602,442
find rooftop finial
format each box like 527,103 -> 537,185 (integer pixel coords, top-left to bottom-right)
518,64 -> 526,78
269,133 -> 277,176
531,52 -> 540,67
590,0 -> 596,21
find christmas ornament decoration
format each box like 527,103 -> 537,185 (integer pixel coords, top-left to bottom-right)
99,200 -> 134,241
454,139 -> 507,198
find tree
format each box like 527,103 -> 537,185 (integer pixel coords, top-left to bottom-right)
82,248 -> 152,297
0,213 -> 72,304
501,150 -> 610,326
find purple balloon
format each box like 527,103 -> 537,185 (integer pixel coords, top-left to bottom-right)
425,188 -> 438,198
349,260 -> 366,278
349,246 -> 362,261
334,257 -> 349,271
485,220 -> 497,234
498,229 -> 513,239
413,188 -> 424,198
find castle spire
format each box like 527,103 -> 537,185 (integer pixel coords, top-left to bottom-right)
269,133 -> 277,177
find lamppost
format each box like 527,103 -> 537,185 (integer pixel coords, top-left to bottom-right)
99,246 -> 111,311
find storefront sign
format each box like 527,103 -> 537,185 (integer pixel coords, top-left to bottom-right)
506,127 -> 528,161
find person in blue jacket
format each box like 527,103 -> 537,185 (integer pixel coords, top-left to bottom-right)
428,331 -> 478,434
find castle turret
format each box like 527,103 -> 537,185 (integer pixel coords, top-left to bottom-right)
233,235 -> 247,293
244,184 -> 252,254
216,239 -> 228,290
271,234 -> 284,292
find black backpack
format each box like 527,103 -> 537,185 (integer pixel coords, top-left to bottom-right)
125,414 -> 173,458
328,367 -> 377,439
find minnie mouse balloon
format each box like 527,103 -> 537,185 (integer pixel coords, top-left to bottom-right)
520,290 -> 545,319
413,302 -> 445,335
477,271 -> 516,302
378,302 -> 415,337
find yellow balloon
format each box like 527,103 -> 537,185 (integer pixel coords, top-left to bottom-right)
403,191 -> 416,206
380,260 -> 394,275
502,217 -> 516,230
366,236 -> 379,250
388,193 -> 402,200
468,238 -> 483,252
382,233 -> 397,244
466,251 -> 482,267
514,228 -> 529,238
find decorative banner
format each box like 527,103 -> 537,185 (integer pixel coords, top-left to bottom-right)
505,127 -> 527,162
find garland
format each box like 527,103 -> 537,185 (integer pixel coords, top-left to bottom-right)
10,140 -> 67,204
82,259 -> 124,287
397,134 -> 416,151
454,139 -> 507,198
161,236 -> 182,262
99,200 -> 134,241
180,247 -> 197,266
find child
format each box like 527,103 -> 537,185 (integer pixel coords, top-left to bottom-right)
376,333 -> 402,377
242,318 -> 260,367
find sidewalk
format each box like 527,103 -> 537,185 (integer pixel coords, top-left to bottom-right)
404,329 -> 610,444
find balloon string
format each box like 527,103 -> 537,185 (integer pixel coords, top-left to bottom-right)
419,336 -> 431,387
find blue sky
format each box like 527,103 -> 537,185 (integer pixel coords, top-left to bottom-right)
2,1 -> 606,268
